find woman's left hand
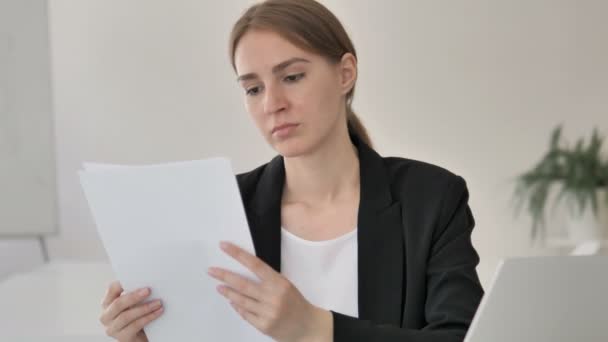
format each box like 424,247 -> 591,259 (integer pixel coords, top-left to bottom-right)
207,241 -> 332,342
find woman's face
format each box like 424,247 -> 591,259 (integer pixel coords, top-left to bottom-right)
233,29 -> 356,157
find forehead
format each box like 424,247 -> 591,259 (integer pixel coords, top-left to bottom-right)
234,29 -> 317,76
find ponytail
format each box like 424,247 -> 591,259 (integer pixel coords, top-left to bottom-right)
346,106 -> 372,148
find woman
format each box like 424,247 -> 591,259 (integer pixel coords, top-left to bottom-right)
99,1 -> 484,341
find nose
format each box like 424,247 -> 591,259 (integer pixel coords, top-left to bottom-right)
263,83 -> 287,115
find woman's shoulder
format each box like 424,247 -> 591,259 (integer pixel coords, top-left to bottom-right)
381,156 -> 468,202
383,156 -> 457,179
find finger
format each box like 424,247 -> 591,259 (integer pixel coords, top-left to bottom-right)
220,241 -> 275,280
102,281 -> 123,309
108,299 -> 163,334
208,267 -> 263,300
230,301 -> 267,334
105,287 -> 151,323
115,306 -> 164,340
218,285 -> 269,317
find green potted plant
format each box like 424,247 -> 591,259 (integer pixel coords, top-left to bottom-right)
513,125 -> 608,243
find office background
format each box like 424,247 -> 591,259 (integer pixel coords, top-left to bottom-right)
1,0 -> 607,291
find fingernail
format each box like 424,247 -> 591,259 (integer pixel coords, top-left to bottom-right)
138,288 -> 149,296
220,241 -> 229,249
150,300 -> 162,309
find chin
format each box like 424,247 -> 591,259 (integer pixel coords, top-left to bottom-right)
270,135 -> 316,158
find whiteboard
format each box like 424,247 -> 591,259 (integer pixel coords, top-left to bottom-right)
0,0 -> 57,236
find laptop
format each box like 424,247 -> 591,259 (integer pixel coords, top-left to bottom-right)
465,256 -> 608,342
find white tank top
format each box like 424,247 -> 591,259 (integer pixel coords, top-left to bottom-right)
280,227 -> 359,317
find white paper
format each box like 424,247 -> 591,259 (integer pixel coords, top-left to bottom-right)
78,158 -> 272,341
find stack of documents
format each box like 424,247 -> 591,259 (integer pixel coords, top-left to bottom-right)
79,158 -> 271,341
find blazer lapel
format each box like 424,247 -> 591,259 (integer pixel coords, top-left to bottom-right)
355,137 -> 405,326
247,135 -> 404,326
248,155 -> 284,273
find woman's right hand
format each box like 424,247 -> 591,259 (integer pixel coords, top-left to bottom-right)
99,281 -> 164,342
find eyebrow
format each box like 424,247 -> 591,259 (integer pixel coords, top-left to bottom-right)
236,57 -> 311,82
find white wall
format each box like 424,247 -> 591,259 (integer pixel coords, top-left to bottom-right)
2,0 -> 607,287
0,0 -> 57,279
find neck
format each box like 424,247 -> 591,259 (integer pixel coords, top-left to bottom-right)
282,125 -> 360,205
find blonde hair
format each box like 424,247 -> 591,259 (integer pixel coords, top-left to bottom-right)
229,0 -> 372,147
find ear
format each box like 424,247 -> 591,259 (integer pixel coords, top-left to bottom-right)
338,53 -> 358,95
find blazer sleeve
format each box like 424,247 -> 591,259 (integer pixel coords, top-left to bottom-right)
330,176 -> 484,342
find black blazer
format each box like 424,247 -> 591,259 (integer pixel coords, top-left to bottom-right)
236,134 -> 484,342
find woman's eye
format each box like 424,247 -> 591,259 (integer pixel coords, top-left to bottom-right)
245,86 -> 261,96
284,73 -> 305,83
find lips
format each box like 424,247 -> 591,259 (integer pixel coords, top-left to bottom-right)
271,123 -> 298,134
